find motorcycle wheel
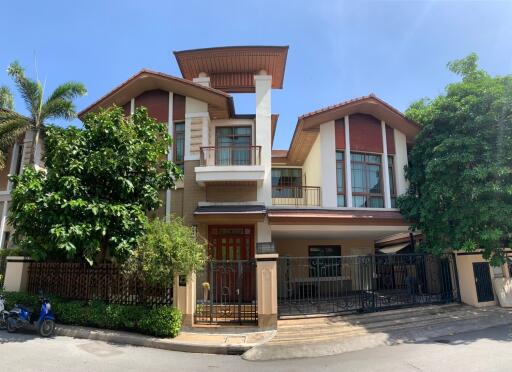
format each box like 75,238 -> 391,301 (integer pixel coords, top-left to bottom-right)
39,319 -> 55,337
6,318 -> 17,333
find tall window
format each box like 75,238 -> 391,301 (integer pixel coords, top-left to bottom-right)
351,152 -> 384,208
272,168 -> 302,197
388,155 -> 396,207
173,122 -> 185,171
336,151 -> 345,207
215,126 -> 252,165
14,144 -> 24,175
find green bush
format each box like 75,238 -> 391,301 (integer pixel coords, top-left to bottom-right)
139,306 -> 182,338
0,291 -> 182,338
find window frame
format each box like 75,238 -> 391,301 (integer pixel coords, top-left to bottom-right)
388,155 -> 397,207
173,121 -> 185,171
215,125 -> 253,165
350,151 -> 385,208
336,150 -> 345,207
271,167 -> 303,198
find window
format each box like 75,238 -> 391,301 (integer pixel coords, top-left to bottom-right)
351,152 -> 384,208
173,122 -> 185,171
309,246 -> 341,277
14,144 -> 24,175
215,126 -> 252,165
388,155 -> 396,207
272,168 -> 302,197
336,151 -> 345,207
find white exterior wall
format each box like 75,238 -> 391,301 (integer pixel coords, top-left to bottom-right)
254,75 -> 272,206
320,121 -> 337,208
185,97 -> 209,161
302,135 -> 321,188
394,129 -> 409,196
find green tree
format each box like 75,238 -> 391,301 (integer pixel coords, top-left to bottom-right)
123,218 -> 207,286
9,106 -> 183,264
398,53 -> 512,265
0,85 -> 14,110
0,61 -> 86,169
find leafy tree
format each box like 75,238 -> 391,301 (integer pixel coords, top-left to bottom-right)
398,53 -> 512,265
9,106 -> 183,264
0,61 -> 86,169
123,218 -> 207,286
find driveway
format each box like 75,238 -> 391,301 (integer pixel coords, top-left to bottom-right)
1,325 -> 512,371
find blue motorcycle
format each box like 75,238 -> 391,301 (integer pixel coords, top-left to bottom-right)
7,296 -> 55,337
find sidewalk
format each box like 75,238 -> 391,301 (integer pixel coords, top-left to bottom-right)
55,324 -> 275,355
243,304 -> 512,360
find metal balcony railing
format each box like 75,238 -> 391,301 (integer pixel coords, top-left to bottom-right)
199,146 -> 262,166
272,186 -> 321,207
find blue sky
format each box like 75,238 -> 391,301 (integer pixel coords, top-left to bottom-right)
1,1 -> 511,150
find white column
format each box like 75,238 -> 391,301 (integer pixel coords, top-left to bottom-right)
394,129 -> 409,195
344,116 -> 353,208
7,143 -> 18,191
381,121 -> 391,208
254,74 -> 272,206
166,92 -> 174,223
320,121 -> 337,208
130,98 -> 135,115
0,201 -> 8,249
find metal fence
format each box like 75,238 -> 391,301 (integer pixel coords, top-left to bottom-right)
272,186 -> 322,207
195,260 -> 257,324
277,254 -> 459,317
27,262 -> 173,307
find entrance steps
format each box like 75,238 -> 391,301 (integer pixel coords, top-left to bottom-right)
243,304 -> 512,360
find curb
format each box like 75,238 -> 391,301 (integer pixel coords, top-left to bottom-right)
55,325 -> 261,355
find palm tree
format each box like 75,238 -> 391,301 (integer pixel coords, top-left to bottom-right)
0,85 -> 14,110
0,61 -> 86,169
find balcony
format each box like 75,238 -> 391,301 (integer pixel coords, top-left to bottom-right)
195,145 -> 265,186
272,186 -> 321,207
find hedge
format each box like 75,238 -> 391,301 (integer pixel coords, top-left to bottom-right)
0,291 -> 182,338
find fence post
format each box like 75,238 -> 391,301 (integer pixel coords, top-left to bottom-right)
255,253 -> 278,329
173,272 -> 196,327
3,256 -> 33,292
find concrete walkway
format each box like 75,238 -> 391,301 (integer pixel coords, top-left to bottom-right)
243,304 -> 512,360
56,324 -> 275,355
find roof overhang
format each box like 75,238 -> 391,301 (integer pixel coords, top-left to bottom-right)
194,205 -> 266,223
78,69 -> 235,120
174,46 -> 289,93
267,208 -> 409,226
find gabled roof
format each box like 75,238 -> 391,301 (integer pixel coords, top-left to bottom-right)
282,94 -> 421,165
78,69 -> 235,119
174,46 -> 289,93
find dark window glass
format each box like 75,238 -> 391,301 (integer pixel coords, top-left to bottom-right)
388,156 -> 396,207
336,150 -> 345,207
351,152 -> 384,208
14,144 -> 24,175
215,126 -> 252,165
174,122 -> 185,171
272,168 -> 302,197
309,246 -> 342,277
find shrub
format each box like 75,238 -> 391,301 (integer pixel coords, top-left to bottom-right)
139,306 -> 182,338
0,291 -> 182,338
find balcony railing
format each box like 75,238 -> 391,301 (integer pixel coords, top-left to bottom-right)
199,146 -> 262,166
272,186 -> 321,207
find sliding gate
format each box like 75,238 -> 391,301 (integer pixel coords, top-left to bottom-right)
277,254 -> 459,317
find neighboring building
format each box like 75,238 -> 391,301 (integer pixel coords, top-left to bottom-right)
0,124 -> 43,249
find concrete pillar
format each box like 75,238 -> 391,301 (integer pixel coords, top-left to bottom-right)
173,272 -> 196,327
344,115 -> 353,207
394,129 -> 409,196
256,253 -> 278,329
193,76 -> 211,88
381,121 -> 391,208
254,74 -> 272,206
3,256 -> 33,292
320,121 -> 337,208
0,200 -> 8,249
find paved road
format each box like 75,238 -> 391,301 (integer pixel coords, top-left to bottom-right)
1,325 -> 512,371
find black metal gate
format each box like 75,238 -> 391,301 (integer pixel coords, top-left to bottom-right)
277,253 -> 459,317
195,260 -> 257,324
473,262 -> 494,303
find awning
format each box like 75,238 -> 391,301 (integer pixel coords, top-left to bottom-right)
194,205 -> 266,223
379,243 -> 410,254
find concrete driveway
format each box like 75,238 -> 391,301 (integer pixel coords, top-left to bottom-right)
2,325 -> 512,371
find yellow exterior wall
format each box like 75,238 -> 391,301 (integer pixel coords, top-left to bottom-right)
302,135 -> 321,187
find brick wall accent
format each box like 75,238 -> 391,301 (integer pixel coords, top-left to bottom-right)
182,161 -> 205,225
205,183 -> 257,202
